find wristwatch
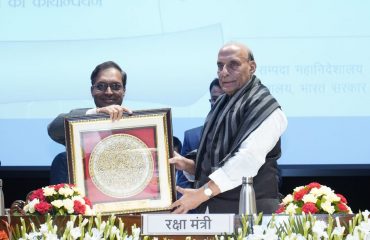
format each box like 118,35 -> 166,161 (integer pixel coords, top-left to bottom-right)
203,183 -> 213,198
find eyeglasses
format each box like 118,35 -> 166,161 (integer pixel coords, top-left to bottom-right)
93,82 -> 123,92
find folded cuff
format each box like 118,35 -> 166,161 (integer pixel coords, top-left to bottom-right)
209,168 -> 238,193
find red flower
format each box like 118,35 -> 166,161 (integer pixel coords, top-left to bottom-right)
307,182 -> 321,190
29,189 -> 45,201
277,182 -> 352,215
302,202 -> 319,214
0,230 -> 9,240
84,197 -> 92,208
294,188 -> 309,201
35,201 -> 52,214
73,200 -> 86,214
275,205 -> 285,214
336,194 -> 348,204
53,183 -> 66,191
337,203 -> 349,213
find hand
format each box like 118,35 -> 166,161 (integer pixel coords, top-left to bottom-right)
97,105 -> 132,121
170,186 -> 209,214
169,151 -> 195,175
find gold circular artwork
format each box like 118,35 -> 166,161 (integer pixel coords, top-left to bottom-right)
89,134 -> 154,198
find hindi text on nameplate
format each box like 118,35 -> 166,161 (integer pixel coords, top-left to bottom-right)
142,214 -> 235,235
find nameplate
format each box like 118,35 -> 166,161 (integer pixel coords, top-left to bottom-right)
142,214 -> 234,235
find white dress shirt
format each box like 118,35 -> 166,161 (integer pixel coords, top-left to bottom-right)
86,108 -> 98,115
184,108 -> 288,193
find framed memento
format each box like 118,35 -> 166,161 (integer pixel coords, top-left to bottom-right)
65,108 -> 175,214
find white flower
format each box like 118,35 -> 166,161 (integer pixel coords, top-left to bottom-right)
282,194 -> 293,205
63,199 -> 74,214
309,187 -> 322,197
293,186 -> 304,192
84,205 -> 96,216
58,186 -> 74,197
321,200 -> 335,214
304,220 -> 311,232
349,223 -> 370,240
363,210 -> 370,221
26,231 -> 42,239
345,234 -> 358,240
358,221 -> 370,233
310,186 -> 333,197
53,224 -> 58,234
110,225 -> 119,237
364,232 -> 370,240
51,199 -> 64,209
39,223 -> 49,234
23,204 -> 30,214
131,226 -> 141,240
324,192 -> 341,203
70,227 -> 82,239
81,218 -> 89,227
312,220 -> 328,239
24,198 -> 40,214
319,186 -> 334,195
302,193 -> 318,203
84,228 -> 103,240
264,227 -> 279,240
247,225 -> 279,240
66,220 -> 74,229
99,221 -> 107,232
251,224 -> 267,235
72,186 -> 82,195
44,232 -> 59,240
282,233 -> 306,240
42,186 -> 56,196
72,195 -> 85,204
286,203 -> 298,214
331,225 -> 345,237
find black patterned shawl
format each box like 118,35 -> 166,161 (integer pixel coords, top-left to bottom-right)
194,75 -> 281,181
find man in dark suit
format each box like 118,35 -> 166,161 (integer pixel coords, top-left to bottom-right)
176,78 -> 224,193
48,61 -> 131,184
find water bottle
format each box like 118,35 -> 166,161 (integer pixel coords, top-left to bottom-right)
0,179 -> 5,216
238,176 -> 257,215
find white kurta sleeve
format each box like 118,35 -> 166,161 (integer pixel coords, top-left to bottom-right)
209,108 -> 288,193
86,108 -> 98,115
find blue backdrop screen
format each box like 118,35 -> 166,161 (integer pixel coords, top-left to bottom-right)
0,0 -> 369,166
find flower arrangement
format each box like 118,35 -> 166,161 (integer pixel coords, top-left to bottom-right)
12,214 -> 141,240
5,211 -> 370,240
276,182 -> 352,214
22,184 -> 95,216
224,210 -> 370,240
2,182 -> 364,239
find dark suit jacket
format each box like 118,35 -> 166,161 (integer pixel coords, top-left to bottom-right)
47,108 -> 90,146
48,108 -> 90,184
176,126 -> 203,192
181,126 -> 203,156
50,151 -> 69,184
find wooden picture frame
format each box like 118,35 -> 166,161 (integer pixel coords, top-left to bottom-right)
65,108 -> 175,214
